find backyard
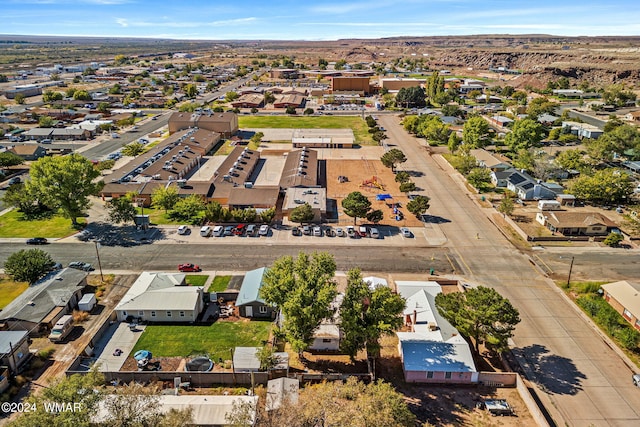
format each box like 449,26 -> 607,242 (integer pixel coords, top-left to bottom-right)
238,116 -> 373,145
208,275 -> 231,293
130,319 -> 272,361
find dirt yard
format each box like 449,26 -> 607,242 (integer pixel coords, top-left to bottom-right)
327,159 -> 423,227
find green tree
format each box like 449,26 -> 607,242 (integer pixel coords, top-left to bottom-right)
121,142 -> 145,157
26,154 -> 102,226
394,171 -> 410,183
97,102 -> 110,114
4,249 -> 55,284
603,232 -> 624,247
260,207 -> 276,223
568,168 -> 634,205
462,116 -> 491,148
366,209 -> 384,224
585,124 -> 640,161
256,345 -> 278,371
203,200 -> 223,223
242,208 -> 257,223
250,131 -> 264,146
285,105 -> 297,115
449,154 -> 477,175
504,118 -> 544,152
72,90 -> 91,101
8,370 -> 105,427
498,196 -> 514,218
555,149 -> 589,172
151,186 -> 180,213
448,132 -> 462,153
230,208 -> 245,222
406,195 -> 430,218
418,115 -> 450,144
602,84 -> 637,107
441,104 -> 461,117
0,151 -> 24,169
289,202 -> 315,225
225,91 -> 239,102
14,93 -> 26,104
435,286 -> 520,353
38,115 -> 55,128
466,167 -> 492,189
169,195 -> 205,224
380,148 -> 406,172
1,183 -> 42,215
340,269 -> 405,361
303,107 -> 314,115
260,252 -> 338,355
106,195 -> 137,224
526,97 -> 558,118
42,90 -> 63,103
426,71 -> 445,102
395,86 -> 426,108
399,181 -> 416,192
341,191 -> 371,225
264,91 -> 275,104
184,83 -> 198,98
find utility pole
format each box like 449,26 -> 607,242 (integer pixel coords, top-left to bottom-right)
566,256 -> 575,287
94,240 -> 104,281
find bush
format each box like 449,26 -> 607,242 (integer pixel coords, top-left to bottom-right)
578,282 -> 604,294
37,347 -> 55,359
73,310 -> 89,322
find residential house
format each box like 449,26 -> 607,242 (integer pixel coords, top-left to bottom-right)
51,128 -> 92,140
0,330 -> 31,374
536,211 -> 617,236
309,294 -> 343,352
231,94 -> 264,109
115,272 -> 204,323
562,121 -> 603,139
499,168 -> 562,200
236,267 -> 274,319
601,281 -> 640,330
625,111 -> 640,122
7,144 -> 47,161
537,113 -> 559,125
0,268 -> 87,336
395,281 -> 477,384
470,149 -> 512,172
488,115 -> 512,128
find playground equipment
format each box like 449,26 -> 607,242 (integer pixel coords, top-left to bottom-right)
361,176 -> 385,190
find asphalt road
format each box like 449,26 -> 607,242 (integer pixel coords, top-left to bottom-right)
378,115 -> 640,427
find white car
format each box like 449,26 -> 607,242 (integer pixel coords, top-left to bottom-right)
259,224 -> 270,236
400,227 -> 413,238
177,225 -> 189,235
313,226 -> 322,237
335,228 -> 345,237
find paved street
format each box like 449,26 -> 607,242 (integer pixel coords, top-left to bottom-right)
379,115 -> 640,427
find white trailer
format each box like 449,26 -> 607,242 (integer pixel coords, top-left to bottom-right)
78,293 -> 96,312
537,200 -> 562,211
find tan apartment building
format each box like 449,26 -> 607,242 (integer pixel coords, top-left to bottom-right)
168,112 -> 238,137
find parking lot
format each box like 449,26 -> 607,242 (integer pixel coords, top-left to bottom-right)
161,223 -> 446,247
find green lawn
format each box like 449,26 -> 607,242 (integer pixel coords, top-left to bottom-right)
0,277 -> 28,309
132,321 -> 272,359
135,206 -> 182,225
208,275 -> 231,293
238,116 -> 373,145
0,209 -> 85,238
185,275 -> 209,287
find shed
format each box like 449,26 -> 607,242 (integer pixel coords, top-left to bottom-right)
233,347 -> 261,372
78,293 -> 96,312
236,267 -> 273,318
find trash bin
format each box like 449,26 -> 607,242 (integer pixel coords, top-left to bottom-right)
481,196 -> 486,202
430,268 -> 435,275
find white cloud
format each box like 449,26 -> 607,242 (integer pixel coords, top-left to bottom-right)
115,18 -> 128,27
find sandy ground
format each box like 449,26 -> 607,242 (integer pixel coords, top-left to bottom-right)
327,159 -> 424,227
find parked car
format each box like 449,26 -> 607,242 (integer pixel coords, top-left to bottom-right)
26,237 -> 48,245
68,261 -> 94,271
324,226 -> 335,237
8,176 -> 21,185
76,230 -> 92,241
223,225 -> 234,236
346,226 -> 357,238
335,227 -> 345,237
400,227 -> 413,238
178,263 -> 201,272
292,227 -> 302,236
302,225 -> 312,235
633,373 -> 640,387
40,138 -> 52,144
200,226 -> 212,237
358,226 -> 368,237
259,224 -> 270,236
369,228 -> 380,239
313,226 -> 322,237
233,224 -> 247,236
213,225 -> 224,237
246,224 -> 257,236
177,225 -> 189,235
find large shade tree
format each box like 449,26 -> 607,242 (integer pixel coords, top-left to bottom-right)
568,168 -> 634,205
435,286 -> 520,353
340,269 -> 405,361
341,191 -> 372,225
260,252 -> 338,355
380,148 -> 407,172
4,249 -> 55,284
26,153 -> 103,226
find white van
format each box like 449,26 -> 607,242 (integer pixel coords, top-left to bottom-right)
200,226 -> 212,237
212,225 -> 224,237
49,315 -> 74,342
369,228 -> 380,239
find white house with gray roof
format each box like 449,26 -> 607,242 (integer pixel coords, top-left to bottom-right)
115,272 -> 203,322
0,330 -> 31,374
395,281 -> 477,384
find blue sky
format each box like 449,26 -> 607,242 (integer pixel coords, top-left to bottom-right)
3,0 -> 640,40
